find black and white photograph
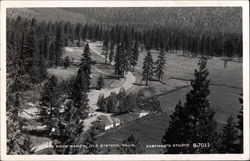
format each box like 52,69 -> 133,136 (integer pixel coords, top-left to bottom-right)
0,0 -> 249,160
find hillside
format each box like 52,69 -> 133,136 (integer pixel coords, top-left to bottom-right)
64,7 -> 242,33
6,8 -> 90,24
7,7 -> 242,33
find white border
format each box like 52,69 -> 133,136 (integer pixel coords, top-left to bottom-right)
0,1 -> 249,160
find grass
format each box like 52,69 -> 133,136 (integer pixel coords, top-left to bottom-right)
96,48 -> 242,154
97,112 -> 169,153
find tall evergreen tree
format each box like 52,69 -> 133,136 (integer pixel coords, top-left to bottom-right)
162,101 -> 189,154
129,41 -> 140,71
39,75 -> 60,130
162,58 -> 218,154
81,43 -> 91,75
142,51 -> 154,85
55,26 -> 64,68
79,43 -> 92,89
154,49 -> 166,81
109,41 -> 115,64
119,43 -> 128,77
31,40 -> 47,83
102,35 -> 109,64
71,68 -> 89,116
22,29 -> 36,75
184,58 -> 217,153
219,115 -> 239,153
114,43 -> 121,79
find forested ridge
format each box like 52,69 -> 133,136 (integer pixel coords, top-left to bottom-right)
8,7 -> 242,33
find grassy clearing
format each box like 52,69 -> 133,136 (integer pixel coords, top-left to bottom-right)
97,49 -> 242,153
97,113 -> 169,151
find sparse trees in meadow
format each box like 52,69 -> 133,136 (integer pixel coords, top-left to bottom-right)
142,51 -> 154,85
102,34 -> 109,64
154,49 -> 166,81
129,41 -> 140,72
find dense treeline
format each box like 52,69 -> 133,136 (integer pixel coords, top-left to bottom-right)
7,16 -> 242,76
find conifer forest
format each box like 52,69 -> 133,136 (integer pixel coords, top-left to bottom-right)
6,7 -> 243,154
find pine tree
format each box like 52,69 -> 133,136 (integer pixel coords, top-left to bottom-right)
154,49 -> 166,81
55,26 -> 64,68
48,41 -> 56,67
162,58 -> 218,154
96,75 -> 104,90
102,37 -> 109,64
114,43 -> 121,79
130,41 -> 140,71
109,41 -> 115,64
63,56 -> 70,69
31,40 -> 47,83
184,58 -> 217,153
81,43 -> 91,74
22,29 -> 36,75
75,23 -> 81,47
142,51 -> 154,85
71,68 -> 89,117
118,134 -> 144,154
162,101 -> 189,154
119,43 -> 128,78
219,115 -> 238,153
39,75 -> 60,130
80,43 -> 92,89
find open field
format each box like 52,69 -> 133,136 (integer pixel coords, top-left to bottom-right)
94,44 -> 242,152
48,46 -> 118,88
97,112 -> 169,154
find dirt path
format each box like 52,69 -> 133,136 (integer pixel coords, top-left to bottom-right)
83,71 -> 136,132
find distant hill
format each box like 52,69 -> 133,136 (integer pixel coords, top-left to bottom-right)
7,7 -> 242,33
7,8 -> 89,24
